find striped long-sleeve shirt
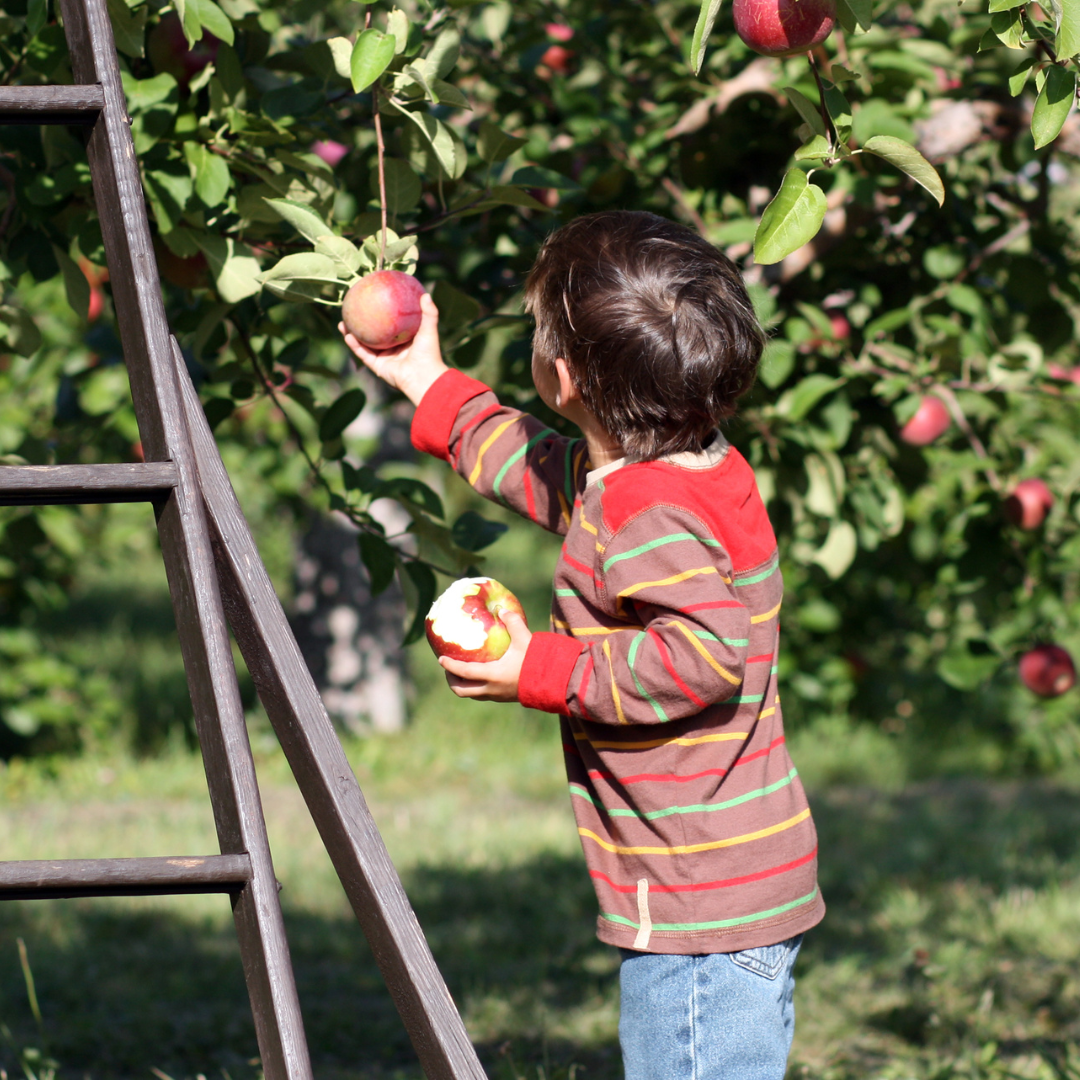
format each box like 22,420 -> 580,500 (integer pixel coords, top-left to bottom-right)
412,369 -> 824,954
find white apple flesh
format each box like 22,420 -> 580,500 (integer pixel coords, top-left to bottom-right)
425,577 -> 527,664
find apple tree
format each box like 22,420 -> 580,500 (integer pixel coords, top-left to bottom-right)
1,0 -> 1079,766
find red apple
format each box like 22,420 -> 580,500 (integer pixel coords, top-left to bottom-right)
311,140 -> 349,167
539,45 -> 575,75
733,0 -> 836,57
147,14 -> 219,88
341,270 -> 425,351
900,394 -> 951,446
1018,644 -> 1076,697
545,22 -> 574,42
1004,478 -> 1054,530
425,577 -> 527,663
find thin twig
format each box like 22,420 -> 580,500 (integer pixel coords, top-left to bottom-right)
660,177 -> 707,235
373,87 -> 389,269
931,383 -> 1002,492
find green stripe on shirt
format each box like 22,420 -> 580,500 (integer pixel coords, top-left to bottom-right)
601,887 -> 819,932
734,554 -> 780,587
492,428 -> 558,503
570,768 -> 798,821
627,631 -> 668,722
603,532 -> 721,573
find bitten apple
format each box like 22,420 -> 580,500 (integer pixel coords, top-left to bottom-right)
425,577 -> 527,664
900,394 -> 951,446
1004,478 -> 1054,530
1018,644 -> 1076,697
733,0 -> 836,57
341,270 -> 425,351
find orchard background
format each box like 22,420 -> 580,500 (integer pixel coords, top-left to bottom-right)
2,0 -> 1080,1075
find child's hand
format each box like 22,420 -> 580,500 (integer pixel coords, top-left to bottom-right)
438,611 -> 532,703
339,291 -> 449,408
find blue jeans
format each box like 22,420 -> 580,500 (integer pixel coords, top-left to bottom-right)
618,935 -> 802,1080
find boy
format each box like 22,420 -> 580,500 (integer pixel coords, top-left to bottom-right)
341,211 -> 823,1080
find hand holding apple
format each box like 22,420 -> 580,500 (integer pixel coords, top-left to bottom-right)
426,577 -> 531,702
340,289 -> 449,407
342,269 -> 425,350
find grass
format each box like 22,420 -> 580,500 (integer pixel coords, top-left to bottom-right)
4,703 -> 1080,1080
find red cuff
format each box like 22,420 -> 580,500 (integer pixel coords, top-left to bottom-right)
411,369 -> 491,461
518,632 -> 585,714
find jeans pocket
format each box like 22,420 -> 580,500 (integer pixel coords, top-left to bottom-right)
728,934 -> 803,980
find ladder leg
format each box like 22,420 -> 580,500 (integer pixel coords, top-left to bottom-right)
174,341 -> 488,1080
52,0 -> 318,1073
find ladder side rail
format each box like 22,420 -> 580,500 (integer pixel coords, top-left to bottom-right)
55,3 -> 314,1076
173,342 -> 488,1080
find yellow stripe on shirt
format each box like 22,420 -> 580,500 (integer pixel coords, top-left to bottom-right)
573,731 -> 749,750
468,416 -> 524,486
603,638 -> 627,724
579,808 -> 811,856
668,620 -> 742,685
616,566 -> 731,601
750,600 -> 782,624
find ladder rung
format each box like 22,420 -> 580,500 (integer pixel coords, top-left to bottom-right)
0,462 -> 178,505
0,85 -> 105,125
0,854 -> 252,900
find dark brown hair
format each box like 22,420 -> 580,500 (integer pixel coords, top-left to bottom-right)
524,211 -> 764,459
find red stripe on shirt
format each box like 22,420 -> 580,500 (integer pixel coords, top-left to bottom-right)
589,846 -> 817,894
587,736 -> 787,786
682,600 -> 746,613
648,628 -> 708,708
450,403 -> 502,469
747,653 -> 775,663
563,550 -> 602,588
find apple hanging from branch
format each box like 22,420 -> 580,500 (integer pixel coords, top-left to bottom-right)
733,0 -> 837,57
1018,644 -> 1076,697
1003,478 -> 1054,530
900,394 -> 952,446
341,270 -> 425,351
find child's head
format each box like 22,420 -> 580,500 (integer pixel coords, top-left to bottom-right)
524,211 -> 764,460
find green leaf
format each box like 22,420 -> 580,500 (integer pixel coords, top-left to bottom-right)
812,520 -> 858,579
394,106 -> 465,179
836,0 -> 872,31
119,71 -> 178,154
263,198 -> 334,244
1058,0 -> 1080,58
314,235 -> 362,276
105,0 -> 147,58
431,280 -> 481,335
259,251 -> 340,285
53,246 -> 90,321
319,387 -> 367,442
477,119 -> 527,163
1008,56 -> 1037,95
374,477 -> 444,519
991,8 -> 1026,47
937,643 -> 1000,690
753,169 -> 828,266
400,560 -> 437,645
324,36 -> 354,80
351,28 -> 396,92
431,80 -> 470,108
784,87 -> 827,137
193,0 -> 234,46
185,144 -> 231,208
862,136 -> 945,206
0,305 -> 42,357
1031,64 -> 1076,148
422,27 -> 460,81
26,0 -> 48,37
794,134 -> 832,161
358,533 -> 398,596
509,166 -> 581,190
988,0 -> 1024,11
451,511 -> 509,552
369,158 -> 422,215
387,7 -> 409,53
175,0 -> 201,49
690,0 -> 723,75
759,339 -> 796,389
194,235 -> 262,302
776,374 -> 842,420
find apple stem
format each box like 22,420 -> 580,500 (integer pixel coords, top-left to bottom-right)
807,53 -> 839,153
373,86 -> 389,271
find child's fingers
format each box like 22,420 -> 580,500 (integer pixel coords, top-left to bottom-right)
439,655 -> 492,682
444,672 -> 490,698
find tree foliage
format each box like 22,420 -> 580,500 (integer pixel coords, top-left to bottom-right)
1,0 -> 1079,763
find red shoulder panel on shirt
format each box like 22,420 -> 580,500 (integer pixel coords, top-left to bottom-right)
411,369 -> 491,461
598,448 -> 777,572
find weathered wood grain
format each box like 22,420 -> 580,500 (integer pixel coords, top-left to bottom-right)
0,462 -> 177,505
0,84 -> 104,124
0,854 -> 251,900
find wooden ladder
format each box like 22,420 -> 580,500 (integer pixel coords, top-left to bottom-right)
0,2 -> 486,1078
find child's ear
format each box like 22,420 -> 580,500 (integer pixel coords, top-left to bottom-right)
554,357 -> 579,408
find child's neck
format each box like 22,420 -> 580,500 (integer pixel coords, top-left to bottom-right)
576,416 -> 624,472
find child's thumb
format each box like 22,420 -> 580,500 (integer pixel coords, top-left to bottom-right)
502,610 -> 530,641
